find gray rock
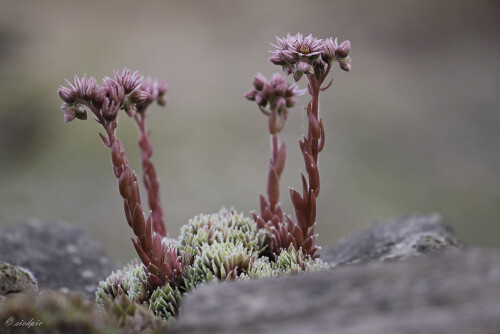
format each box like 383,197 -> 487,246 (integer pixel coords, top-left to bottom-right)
0,220 -> 115,297
321,213 -> 463,266
0,261 -> 38,298
171,248 -> 500,334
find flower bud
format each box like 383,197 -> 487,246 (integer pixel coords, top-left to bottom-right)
255,92 -> 267,106
58,86 -> 76,103
297,60 -> 314,75
244,89 -> 257,101
253,73 -> 267,91
339,58 -> 351,72
93,87 -> 107,107
114,68 -> 142,94
321,38 -> 336,63
74,104 -> 87,120
63,107 -> 76,123
124,103 -> 137,118
275,97 -> 286,109
130,90 -> 151,104
262,82 -> 274,100
101,98 -> 119,122
158,80 -> 168,96
269,53 -> 286,66
157,96 -> 167,106
270,73 -> 285,87
274,83 -> 287,97
285,97 -> 297,108
84,76 -> 99,100
280,50 -> 297,64
102,77 -> 125,105
336,40 -> 351,59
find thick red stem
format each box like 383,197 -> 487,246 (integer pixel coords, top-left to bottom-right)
135,113 -> 167,237
287,75 -> 324,257
310,82 -> 320,163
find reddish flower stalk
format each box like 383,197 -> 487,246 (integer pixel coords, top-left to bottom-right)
133,78 -> 168,238
58,70 -> 181,289
246,72 -> 306,256
134,112 -> 166,237
252,33 -> 352,258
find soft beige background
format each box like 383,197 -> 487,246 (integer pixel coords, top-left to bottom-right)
1,0 -> 499,263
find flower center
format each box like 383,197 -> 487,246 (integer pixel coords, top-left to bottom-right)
299,45 -> 310,54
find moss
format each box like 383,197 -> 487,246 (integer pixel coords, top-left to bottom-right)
0,262 -> 38,297
0,290 -> 119,333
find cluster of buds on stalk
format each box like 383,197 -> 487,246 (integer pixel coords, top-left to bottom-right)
245,72 -> 308,257
248,33 -> 351,259
58,69 -> 181,289
245,73 -> 304,134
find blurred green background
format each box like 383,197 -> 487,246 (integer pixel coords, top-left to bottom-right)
1,0 -> 499,264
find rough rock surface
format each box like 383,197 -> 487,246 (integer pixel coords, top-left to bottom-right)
0,261 -> 38,299
320,213 -> 463,266
0,220 -> 115,297
171,248 -> 500,334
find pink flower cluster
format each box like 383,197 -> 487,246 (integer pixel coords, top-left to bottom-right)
58,69 -> 167,123
269,33 -> 351,82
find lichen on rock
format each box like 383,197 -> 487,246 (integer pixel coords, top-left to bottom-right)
0,261 -> 38,298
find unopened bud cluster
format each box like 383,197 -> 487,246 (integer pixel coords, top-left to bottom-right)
245,72 -> 305,135
136,78 -> 168,113
245,72 -> 304,111
269,33 -> 351,82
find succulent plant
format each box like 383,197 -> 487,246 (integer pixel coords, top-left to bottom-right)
247,257 -> 276,279
178,209 -> 267,262
274,245 -> 329,276
185,241 -> 257,287
148,284 -> 182,322
103,293 -> 166,333
58,31 -> 350,326
96,261 -> 148,309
